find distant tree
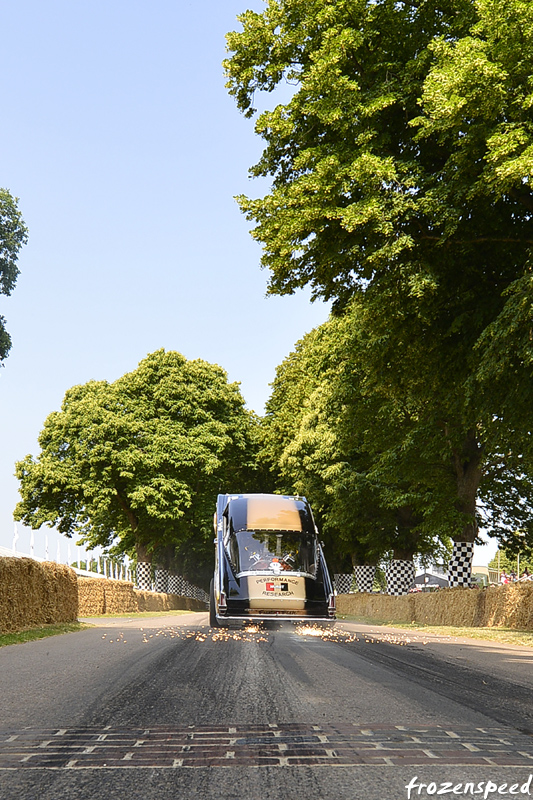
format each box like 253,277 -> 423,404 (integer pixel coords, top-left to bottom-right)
14,350 -> 260,586
489,549 -> 533,577
0,189 -> 28,363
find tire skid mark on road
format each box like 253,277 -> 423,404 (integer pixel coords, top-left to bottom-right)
333,633 -> 533,735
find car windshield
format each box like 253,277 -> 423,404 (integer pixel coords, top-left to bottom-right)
228,529 -> 317,577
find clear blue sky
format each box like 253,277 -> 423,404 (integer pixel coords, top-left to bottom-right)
0,0 -> 496,567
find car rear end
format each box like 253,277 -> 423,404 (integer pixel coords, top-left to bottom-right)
212,493 -> 335,626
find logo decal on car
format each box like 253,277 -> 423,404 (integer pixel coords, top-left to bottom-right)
266,582 -> 289,592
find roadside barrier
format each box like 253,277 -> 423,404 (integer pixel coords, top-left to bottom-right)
0,557 -> 78,633
337,582 -> 533,630
0,557 -> 207,634
5,556 -> 530,634
78,577 -> 207,615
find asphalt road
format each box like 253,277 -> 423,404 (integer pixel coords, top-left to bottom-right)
1,613 -> 533,800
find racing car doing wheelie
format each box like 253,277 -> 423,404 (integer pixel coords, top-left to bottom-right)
210,493 -> 335,626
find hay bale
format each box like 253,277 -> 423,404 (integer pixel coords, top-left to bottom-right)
77,581 -> 207,616
483,583 -> 533,629
134,589 -> 169,612
103,580 -> 137,614
166,593 -> 207,611
337,583 -> 533,630
133,590 -> 207,613
41,561 -> 78,623
336,592 -> 414,623
0,558 -> 208,631
77,576 -> 106,616
0,558 -> 78,633
78,578 -> 138,616
412,588 -> 483,627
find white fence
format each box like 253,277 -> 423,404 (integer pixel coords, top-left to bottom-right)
1,544 -> 208,602
0,544 -> 134,582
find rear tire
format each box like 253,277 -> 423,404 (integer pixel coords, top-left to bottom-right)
209,579 -> 218,628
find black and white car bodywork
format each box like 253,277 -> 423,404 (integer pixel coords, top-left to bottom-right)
210,493 -> 335,626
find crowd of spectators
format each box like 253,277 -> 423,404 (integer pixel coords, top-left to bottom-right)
499,567 -> 532,584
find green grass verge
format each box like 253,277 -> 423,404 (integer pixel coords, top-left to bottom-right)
81,609 -> 202,620
337,615 -> 533,647
1,610 -> 204,644
0,622 -> 88,648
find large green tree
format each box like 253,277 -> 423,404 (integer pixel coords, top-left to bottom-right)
14,349 -> 260,585
0,189 -> 28,363
262,306 -> 456,570
226,0 -> 533,553
225,0 -> 531,303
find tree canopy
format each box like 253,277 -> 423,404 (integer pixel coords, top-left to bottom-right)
14,350 -> 261,584
226,0 -> 533,560
0,189 -> 28,363
262,305 -> 458,569
225,0 -> 532,306
263,300 -> 533,568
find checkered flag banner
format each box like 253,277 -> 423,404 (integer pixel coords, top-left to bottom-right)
334,573 -> 353,594
448,542 -> 474,587
354,565 -> 376,593
154,568 -> 169,593
385,560 -> 415,596
158,574 -> 209,604
136,561 -> 152,590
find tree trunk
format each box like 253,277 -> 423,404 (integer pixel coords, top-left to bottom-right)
387,506 -> 418,595
135,540 -> 152,590
392,505 -> 420,561
136,540 -> 151,564
452,429 -> 483,543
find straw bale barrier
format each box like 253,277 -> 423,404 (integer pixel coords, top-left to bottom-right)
411,589 -> 484,627
483,583 -> 533,629
337,592 -> 414,625
4,556 -> 531,631
77,577 -> 138,615
77,577 -> 206,616
0,560 -> 206,633
77,576 -> 106,616
134,589 -> 206,613
104,580 -> 138,614
0,558 -> 78,634
337,583 -> 533,630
